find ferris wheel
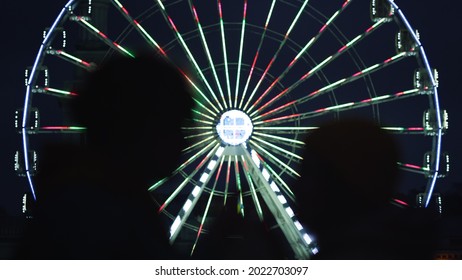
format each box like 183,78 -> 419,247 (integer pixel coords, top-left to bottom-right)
19,0 -> 447,259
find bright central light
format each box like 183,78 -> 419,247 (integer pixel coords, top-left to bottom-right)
216,110 -> 253,146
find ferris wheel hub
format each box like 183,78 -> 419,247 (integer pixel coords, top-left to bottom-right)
216,110 -> 253,146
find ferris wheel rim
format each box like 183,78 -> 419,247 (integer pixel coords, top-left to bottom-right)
21,0 -> 444,258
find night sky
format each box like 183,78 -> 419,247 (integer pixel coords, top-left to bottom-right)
1,0 -> 462,218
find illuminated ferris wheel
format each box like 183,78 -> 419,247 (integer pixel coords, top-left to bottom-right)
19,0 -> 447,259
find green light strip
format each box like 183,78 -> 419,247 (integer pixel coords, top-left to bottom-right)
253,19 -> 386,117
191,155 -> 225,256
155,0 -> 223,112
218,1 -> 232,108
241,155 -> 264,221
182,135 -> 215,153
192,109 -> 215,121
253,136 -> 303,160
195,20 -> 227,110
234,1 -> 248,108
235,155 -> 244,217
238,0 -> 276,109
243,0 -> 310,112
252,131 -> 305,145
159,145 -> 218,210
286,0 -> 310,37
250,140 -> 300,177
224,156 -> 232,205
261,159 -> 295,201
149,141 -> 218,191
184,131 -> 213,140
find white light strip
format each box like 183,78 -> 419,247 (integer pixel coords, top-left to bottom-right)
199,173 -> 209,183
192,186 -> 201,197
285,207 -> 295,217
262,169 -> 270,181
270,182 -> 279,192
183,199 -> 193,212
170,216 -> 181,237
216,146 -> 225,157
278,195 -> 287,204
303,233 -> 313,244
207,160 -> 217,170
294,221 -> 303,231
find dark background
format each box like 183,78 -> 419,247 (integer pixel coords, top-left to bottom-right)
1,1 -> 461,226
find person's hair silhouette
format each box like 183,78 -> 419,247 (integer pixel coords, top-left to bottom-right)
18,54 -> 193,259
73,54 -> 193,187
295,119 -> 435,259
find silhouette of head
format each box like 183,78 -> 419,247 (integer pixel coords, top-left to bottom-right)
72,54 -> 193,186
295,119 -> 399,238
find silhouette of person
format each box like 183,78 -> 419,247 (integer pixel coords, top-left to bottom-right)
18,54 -> 193,259
192,205 -> 286,259
295,119 -> 436,259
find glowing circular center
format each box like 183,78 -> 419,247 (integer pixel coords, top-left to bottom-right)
216,110 -> 253,146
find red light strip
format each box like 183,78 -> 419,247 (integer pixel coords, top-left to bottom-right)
252,20 -> 385,117
239,1 -> 276,108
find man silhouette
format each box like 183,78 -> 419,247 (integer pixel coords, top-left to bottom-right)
19,54 -> 193,259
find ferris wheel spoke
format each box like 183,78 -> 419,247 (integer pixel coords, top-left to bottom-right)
252,132 -> 304,149
250,19 -> 386,116
255,124 -> 424,136
182,136 -> 217,153
158,144 -> 222,213
252,102 -> 298,123
154,0 -> 225,112
149,141 -> 218,191
248,0 -> 352,114
238,0 -> 276,109
241,155 -> 264,221
192,108 -> 215,122
382,126 -> 425,135
252,136 -> 303,161
112,0 -> 220,115
217,0 -> 232,108
184,131 -> 214,140
260,159 -> 295,202
33,87 -> 78,98
305,52 -> 408,99
253,126 -> 318,134
249,145 -> 301,174
73,16 -> 135,58
184,72 -> 221,115
188,1 -> 227,110
180,136 -> 217,160
243,0 -> 311,112
47,49 -> 94,70
398,162 -> 430,175
169,145 -> 225,242
255,88 -> 420,125
158,160 -> 210,206
218,156 -> 228,205
250,149 -> 296,203
232,155 -> 244,216
192,98 -> 218,118
289,0 -> 352,67
249,140 -> 300,178
181,125 -> 213,131
255,52 -> 409,124
190,118 -> 214,126
35,126 -> 86,134
111,0 -> 167,56
251,18 -> 388,118
234,0 -> 248,108
191,155 -> 226,256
